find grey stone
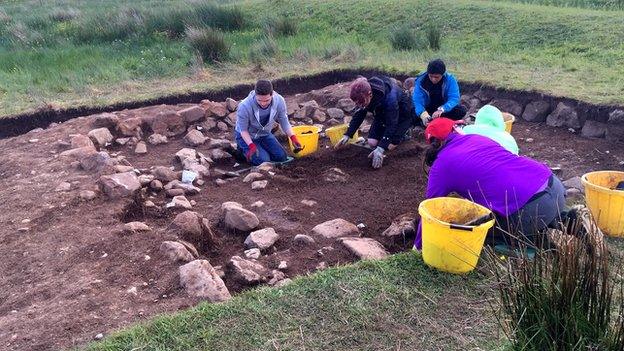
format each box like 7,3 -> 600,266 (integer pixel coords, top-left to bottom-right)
134,141 -> 147,154
208,138 -> 231,149
301,200 -> 317,207
168,196 -> 193,210
124,221 -> 151,233
293,234 -> 316,246
208,148 -> 232,161
91,112 -> 120,129
244,228 -> 279,250
202,100 -> 229,118
150,179 -> 163,190
148,133 -> 168,145
80,151 -> 116,172
71,134 -> 95,149
339,237 -> 389,260
522,101 -> 551,122
171,211 -> 203,238
226,98 -> 239,112
312,218 -> 359,239
179,260 -> 231,301
79,190 -> 97,200
226,256 -> 270,286
336,98 -> 356,113
160,241 -> 194,262
606,125 -> 624,142
184,130 -> 207,146
251,180 -> 268,190
150,111 -> 186,137
382,213 -> 416,238
546,102 -> 581,129
55,182 -> 71,192
166,188 -> 185,197
327,108 -> 344,120
581,120 -> 607,139
608,109 -> 624,124
116,117 -> 144,137
243,172 -> 264,183
244,248 -> 261,259
88,128 -> 114,147
563,176 -> 584,192
222,203 -> 259,231
178,105 -> 206,123
489,99 -> 524,117
152,166 -> 178,182
98,172 -> 141,198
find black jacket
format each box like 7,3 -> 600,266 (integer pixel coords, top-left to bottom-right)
345,76 -> 413,149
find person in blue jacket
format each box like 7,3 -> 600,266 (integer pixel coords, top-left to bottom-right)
334,76 -> 416,169
412,59 -> 466,126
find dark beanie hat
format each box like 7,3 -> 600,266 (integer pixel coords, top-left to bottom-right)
427,59 -> 446,75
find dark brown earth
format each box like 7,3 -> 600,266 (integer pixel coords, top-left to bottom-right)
0,82 -> 623,351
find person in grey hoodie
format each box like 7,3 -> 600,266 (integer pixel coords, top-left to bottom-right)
235,79 -> 302,165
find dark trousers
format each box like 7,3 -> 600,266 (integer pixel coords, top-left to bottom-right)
425,104 -> 467,121
368,116 -> 414,146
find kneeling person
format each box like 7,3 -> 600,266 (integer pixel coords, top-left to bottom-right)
235,79 -> 302,165
335,76 -> 415,169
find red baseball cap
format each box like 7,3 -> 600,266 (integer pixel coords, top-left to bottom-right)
424,118 -> 464,143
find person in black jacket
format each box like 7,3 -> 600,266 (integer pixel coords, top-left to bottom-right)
334,76 -> 416,169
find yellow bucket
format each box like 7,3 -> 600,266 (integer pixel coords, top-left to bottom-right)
581,171 -> 624,237
502,112 -> 515,133
419,197 -> 495,274
325,124 -> 358,146
289,125 -> 320,158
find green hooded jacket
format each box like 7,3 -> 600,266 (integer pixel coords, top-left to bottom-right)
463,105 -> 519,154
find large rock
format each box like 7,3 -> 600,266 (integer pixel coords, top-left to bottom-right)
88,128 -> 114,147
184,129 -> 207,146
294,101 -> 319,120
606,125 -> 624,142
522,101 -> 551,122
152,166 -> 178,182
165,180 -> 201,195
226,256 -> 270,285
116,117 -> 143,137
60,146 -> 97,160
91,112 -> 120,129
208,138 -> 232,150
168,195 -> 193,210
80,151 -> 116,172
581,120 -> 607,139
160,241 -> 194,262
175,148 -> 198,163
171,211 -> 203,239
489,99 -> 524,118
312,218 -> 359,239
202,100 -> 228,118
178,105 -> 206,123
208,148 -> 232,161
71,134 -> 95,149
339,237 -> 389,260
336,98 -> 356,113
223,203 -> 259,231
225,112 -> 237,127
225,98 -> 239,112
546,102 -> 581,129
98,172 -> 141,198
151,111 -> 186,137
381,213 -> 416,238
563,176 -> 583,192
608,109 -> 624,124
179,260 -> 231,301
244,228 -> 279,250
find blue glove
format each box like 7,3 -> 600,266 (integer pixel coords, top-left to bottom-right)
368,146 -> 385,169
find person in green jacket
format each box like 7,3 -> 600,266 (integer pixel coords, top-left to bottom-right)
463,105 -> 519,154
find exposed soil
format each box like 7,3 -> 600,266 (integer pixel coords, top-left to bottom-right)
0,81 -> 623,351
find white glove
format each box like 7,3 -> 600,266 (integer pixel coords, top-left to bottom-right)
334,135 -> 350,149
420,111 -> 432,126
368,146 -> 385,169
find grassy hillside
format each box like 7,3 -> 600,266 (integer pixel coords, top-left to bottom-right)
81,252 -> 503,351
1,0 -> 623,116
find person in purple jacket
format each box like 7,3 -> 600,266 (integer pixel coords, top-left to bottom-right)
414,118 -> 573,250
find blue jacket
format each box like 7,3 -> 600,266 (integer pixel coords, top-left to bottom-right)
412,72 -> 460,116
235,90 -> 293,139
345,76 -> 412,150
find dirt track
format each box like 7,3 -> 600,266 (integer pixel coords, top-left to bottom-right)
0,82 -> 623,351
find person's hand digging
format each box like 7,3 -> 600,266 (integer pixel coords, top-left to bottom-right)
368,146 -> 385,169
290,135 -> 304,153
334,135 -> 350,149
246,143 -> 259,162
432,107 -> 444,119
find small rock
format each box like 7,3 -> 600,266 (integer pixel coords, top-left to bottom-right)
179,260 -> 231,301
244,248 -> 261,259
18,227 -> 29,232
608,109 -> 624,124
251,180 -> 268,190
339,237 -> 389,260
312,218 -> 359,239
150,180 -> 163,191
134,141 -> 147,154
138,174 -> 155,186
255,162 -> 275,172
124,221 -> 151,233
323,167 -> 349,182
301,200 -> 317,207
278,261 -> 288,270
79,190 -> 97,200
546,102 -> 581,129
282,206 -> 295,214
268,270 -> 286,286
581,120 -> 608,139
152,166 -> 179,182
178,105 -> 206,123
116,137 -> 130,146
94,333 -> 104,340
148,133 -> 168,145
126,286 -> 138,295
208,148 -> 232,161
217,122 -> 229,132
160,241 -> 194,262
525,138 -> 534,143
170,210 -> 203,238
382,213 -> 416,238
274,278 -> 292,287
167,196 -> 193,209
250,201 -> 265,208
563,176 -> 584,192
337,98 -> 356,113
71,134 -> 95,149
55,182 -> 71,192
326,108 -> 345,120
316,262 -> 327,270
243,172 -> 264,183
566,188 -> 582,198
115,165 -> 135,173
150,111 -> 186,137
293,234 -> 316,246
244,228 -> 279,250
356,223 -> 366,229
166,188 -> 185,197
522,101 -> 551,122
226,256 -> 270,286
215,178 -> 227,186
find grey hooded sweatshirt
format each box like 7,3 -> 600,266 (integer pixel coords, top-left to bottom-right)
235,90 -> 293,139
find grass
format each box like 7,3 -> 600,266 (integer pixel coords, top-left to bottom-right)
491,0 -> 624,10
82,252 -> 502,350
2,0 -> 624,116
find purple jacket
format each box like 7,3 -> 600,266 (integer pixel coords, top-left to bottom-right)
414,133 -> 551,250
